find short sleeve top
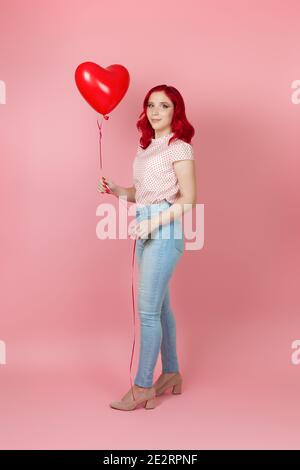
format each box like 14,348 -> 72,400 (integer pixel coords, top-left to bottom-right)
133,132 -> 195,207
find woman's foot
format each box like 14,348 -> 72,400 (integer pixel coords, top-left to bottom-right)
109,384 -> 156,411
153,372 -> 178,389
120,384 -> 151,403
153,372 -> 182,396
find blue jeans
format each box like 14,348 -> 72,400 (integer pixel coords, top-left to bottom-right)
134,199 -> 185,388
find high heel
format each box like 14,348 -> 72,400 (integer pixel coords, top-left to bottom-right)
145,397 -> 156,409
155,373 -> 183,396
172,381 -> 182,394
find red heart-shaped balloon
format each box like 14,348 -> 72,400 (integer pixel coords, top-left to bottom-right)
75,62 -> 130,115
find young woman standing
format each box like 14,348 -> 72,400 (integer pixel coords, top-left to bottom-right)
98,84 -> 197,411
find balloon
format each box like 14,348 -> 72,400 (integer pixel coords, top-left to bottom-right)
75,62 -> 130,115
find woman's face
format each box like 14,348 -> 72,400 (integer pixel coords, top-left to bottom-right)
146,91 -> 174,136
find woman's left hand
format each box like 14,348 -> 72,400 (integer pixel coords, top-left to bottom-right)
129,218 -> 159,239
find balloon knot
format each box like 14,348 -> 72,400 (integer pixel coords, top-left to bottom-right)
104,115 -> 109,120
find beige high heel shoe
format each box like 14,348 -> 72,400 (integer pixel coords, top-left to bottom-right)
109,386 -> 156,411
153,372 -> 183,396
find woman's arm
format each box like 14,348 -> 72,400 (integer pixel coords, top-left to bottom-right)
98,177 -> 136,203
114,185 -> 136,203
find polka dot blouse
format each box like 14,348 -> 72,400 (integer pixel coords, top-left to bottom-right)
133,131 -> 195,207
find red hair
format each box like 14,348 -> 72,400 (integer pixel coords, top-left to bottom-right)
136,84 -> 195,150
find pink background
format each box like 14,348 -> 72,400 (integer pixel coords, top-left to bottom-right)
1,0 -> 300,450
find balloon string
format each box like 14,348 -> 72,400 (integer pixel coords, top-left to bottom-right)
130,238 -> 137,401
97,115 -> 108,171
97,115 -> 129,208
97,114 -> 137,402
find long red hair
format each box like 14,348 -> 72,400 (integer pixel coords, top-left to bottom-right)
136,84 -> 195,150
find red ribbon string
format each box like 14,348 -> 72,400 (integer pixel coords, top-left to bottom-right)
130,238 -> 137,401
97,115 -> 137,402
97,114 -> 109,171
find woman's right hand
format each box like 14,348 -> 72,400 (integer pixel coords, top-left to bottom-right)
97,176 -> 118,196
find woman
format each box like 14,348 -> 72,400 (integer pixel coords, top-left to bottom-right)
98,84 -> 197,411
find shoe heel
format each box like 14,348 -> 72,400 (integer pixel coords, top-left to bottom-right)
144,397 -> 156,409
172,381 -> 182,394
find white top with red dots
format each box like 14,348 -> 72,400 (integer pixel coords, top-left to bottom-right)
133,131 -> 195,207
